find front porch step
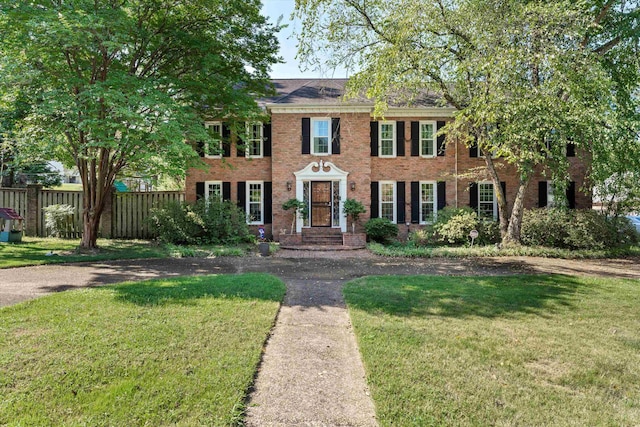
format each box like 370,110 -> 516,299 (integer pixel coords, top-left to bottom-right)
301,235 -> 343,245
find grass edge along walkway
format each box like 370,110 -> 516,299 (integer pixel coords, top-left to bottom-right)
344,274 -> 640,426
0,273 -> 285,426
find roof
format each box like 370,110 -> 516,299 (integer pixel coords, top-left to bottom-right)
0,208 -> 23,221
261,79 -> 450,109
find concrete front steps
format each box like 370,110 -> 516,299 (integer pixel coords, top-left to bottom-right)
279,228 -> 366,250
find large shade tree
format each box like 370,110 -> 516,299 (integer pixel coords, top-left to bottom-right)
295,0 -> 639,244
0,0 -> 281,248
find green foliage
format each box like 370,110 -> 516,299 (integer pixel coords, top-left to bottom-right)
521,209 -> 638,250
432,207 -> 478,245
295,0 -> 638,244
149,199 -> 253,245
408,228 -> 431,247
282,198 -> 308,234
343,199 -> 366,222
364,218 -> 398,243
0,0 -> 281,248
42,204 -> 76,238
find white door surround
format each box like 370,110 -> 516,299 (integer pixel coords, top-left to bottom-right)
293,160 -> 349,232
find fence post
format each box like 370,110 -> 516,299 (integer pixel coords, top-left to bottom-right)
100,187 -> 114,239
25,184 -> 42,236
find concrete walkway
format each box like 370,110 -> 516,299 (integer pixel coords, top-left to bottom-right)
245,278 -> 377,426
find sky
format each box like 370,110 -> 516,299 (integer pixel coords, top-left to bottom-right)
260,0 -> 349,79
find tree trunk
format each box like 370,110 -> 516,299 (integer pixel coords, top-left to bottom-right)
483,153 -> 509,238
81,206 -> 103,249
504,174 -> 532,246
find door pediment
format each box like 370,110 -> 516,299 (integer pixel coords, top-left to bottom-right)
294,160 -> 349,180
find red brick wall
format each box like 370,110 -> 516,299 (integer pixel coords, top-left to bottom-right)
185,111 -> 592,241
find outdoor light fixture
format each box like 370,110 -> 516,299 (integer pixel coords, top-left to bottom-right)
350,181 -> 356,191
286,181 -> 292,191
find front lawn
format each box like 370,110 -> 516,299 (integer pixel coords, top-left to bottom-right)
0,238 -> 257,269
344,275 -> 640,426
0,274 -> 286,425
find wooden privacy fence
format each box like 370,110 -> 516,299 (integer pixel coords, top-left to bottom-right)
0,186 -> 184,239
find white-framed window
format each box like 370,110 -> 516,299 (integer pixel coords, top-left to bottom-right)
204,121 -> 222,158
420,181 -> 437,224
478,182 -> 498,220
311,118 -> 331,155
246,181 -> 263,224
205,181 -> 222,203
420,121 -> 436,157
379,122 -> 396,157
245,122 -> 263,158
546,181 -> 555,208
379,181 -> 396,222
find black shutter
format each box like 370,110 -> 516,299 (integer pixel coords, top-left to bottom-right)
237,122 -> 245,157
237,182 -> 246,210
566,181 -> 576,209
302,118 -> 311,154
397,181 -> 405,224
469,183 -> 478,209
500,181 -> 507,202
370,121 -> 379,156
470,140 -> 478,158
196,182 -> 205,200
370,181 -> 379,218
411,121 -> 420,156
437,121 -> 446,156
264,181 -> 272,224
331,118 -> 340,154
396,121 -> 405,156
538,181 -> 547,207
263,123 -> 272,157
222,182 -> 231,201
222,123 -> 231,157
566,142 -> 576,157
411,181 -> 420,223
437,181 -> 446,210
196,140 -> 205,157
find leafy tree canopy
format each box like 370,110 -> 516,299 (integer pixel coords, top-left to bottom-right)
296,0 -> 639,242
0,0 -> 282,247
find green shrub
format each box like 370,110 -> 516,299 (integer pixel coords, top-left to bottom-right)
43,204 -> 76,238
365,218 -> 398,243
521,208 -> 638,250
521,208 -> 570,248
149,199 -> 253,245
408,228 -> 431,247
477,220 -> 501,245
432,207 -> 479,245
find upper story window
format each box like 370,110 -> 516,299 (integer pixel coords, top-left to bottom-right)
478,182 -> 497,220
204,121 -> 222,158
246,122 -> 263,158
420,181 -> 437,224
312,118 -> 330,155
380,181 -> 396,222
379,122 -> 396,157
420,121 -> 436,157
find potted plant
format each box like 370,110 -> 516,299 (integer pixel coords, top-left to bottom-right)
342,198 -> 366,233
342,199 -> 366,247
280,198 -> 308,246
282,198 -> 308,234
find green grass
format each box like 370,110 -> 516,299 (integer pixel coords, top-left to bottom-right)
368,241 -> 640,258
0,273 -> 286,426
0,237 -> 169,268
344,275 -> 640,426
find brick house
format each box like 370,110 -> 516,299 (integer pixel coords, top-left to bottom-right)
185,78 -> 590,242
